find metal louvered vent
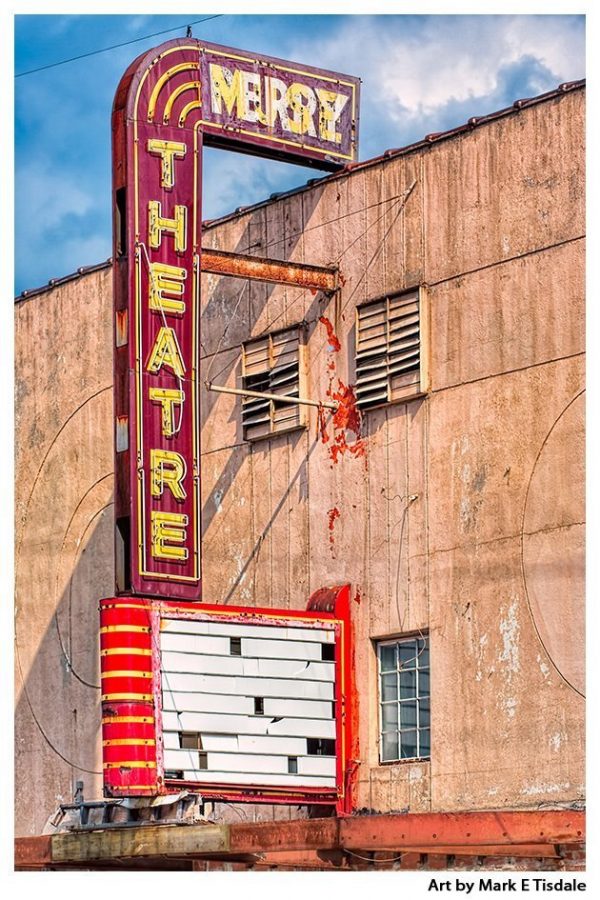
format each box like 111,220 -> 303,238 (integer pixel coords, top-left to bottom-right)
356,290 -> 421,410
241,327 -> 305,440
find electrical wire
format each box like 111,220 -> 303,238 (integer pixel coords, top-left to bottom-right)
344,849 -> 405,864
16,15 -> 224,77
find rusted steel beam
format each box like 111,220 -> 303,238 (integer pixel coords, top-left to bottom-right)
201,248 -> 338,292
14,810 -> 584,868
229,816 -> 338,855
373,844 -> 560,859
14,835 -> 52,869
229,811 -> 584,855
338,811 -> 585,851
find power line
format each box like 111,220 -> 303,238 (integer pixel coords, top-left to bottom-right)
16,14 -> 224,78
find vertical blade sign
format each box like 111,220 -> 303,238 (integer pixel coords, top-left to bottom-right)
113,43 -> 203,599
112,39 -> 360,599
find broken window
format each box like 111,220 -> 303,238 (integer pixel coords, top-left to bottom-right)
321,643 -> 335,661
180,732 -> 202,749
307,738 -> 336,756
377,634 -> 430,762
356,289 -> 426,409
241,326 -> 306,440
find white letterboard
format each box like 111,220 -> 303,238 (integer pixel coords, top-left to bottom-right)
160,618 -> 337,788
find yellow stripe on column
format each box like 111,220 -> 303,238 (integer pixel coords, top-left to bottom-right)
102,716 -> 155,725
108,784 -> 158,790
103,739 -> 156,747
101,670 -> 153,679
103,761 -> 157,769
101,693 -> 154,702
100,625 -> 151,633
101,647 -> 153,656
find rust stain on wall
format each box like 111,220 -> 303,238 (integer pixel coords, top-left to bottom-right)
327,380 -> 366,465
317,405 -> 330,444
319,315 -> 342,352
327,506 -> 341,556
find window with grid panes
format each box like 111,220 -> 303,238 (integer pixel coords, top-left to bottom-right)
377,635 -> 430,762
241,327 -> 305,440
356,289 -> 422,409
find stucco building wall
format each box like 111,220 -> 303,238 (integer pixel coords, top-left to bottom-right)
15,85 -> 584,836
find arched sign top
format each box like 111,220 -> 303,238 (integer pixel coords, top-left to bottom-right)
114,38 -> 360,169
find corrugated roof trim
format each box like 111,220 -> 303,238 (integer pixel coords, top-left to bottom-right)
16,79 -> 584,303
17,259 -> 113,302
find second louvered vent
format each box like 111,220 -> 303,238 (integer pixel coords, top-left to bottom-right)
241,327 -> 305,440
356,289 -> 421,409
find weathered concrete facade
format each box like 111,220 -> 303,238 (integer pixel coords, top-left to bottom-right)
15,84 -> 584,837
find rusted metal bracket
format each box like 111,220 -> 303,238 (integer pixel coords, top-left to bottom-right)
201,248 -> 339,293
205,381 -> 337,411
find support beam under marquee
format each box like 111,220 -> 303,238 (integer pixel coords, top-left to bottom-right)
14,810 -> 584,869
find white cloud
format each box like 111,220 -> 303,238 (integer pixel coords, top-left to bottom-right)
297,15 -> 584,119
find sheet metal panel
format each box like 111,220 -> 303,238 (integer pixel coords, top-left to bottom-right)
162,689 -> 332,720
162,710 -> 337,739
298,756 -> 337,777
158,671 -> 334,699
239,637 -> 325,660
161,686 -> 254,715
162,731 -> 314,756
161,619 -> 334,643
166,750 -> 336,779
161,632 -> 325,661
160,648 -> 335,680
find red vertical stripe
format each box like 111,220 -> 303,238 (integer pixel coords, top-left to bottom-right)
100,599 -> 158,796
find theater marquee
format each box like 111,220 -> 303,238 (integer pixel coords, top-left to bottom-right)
112,39 -> 360,600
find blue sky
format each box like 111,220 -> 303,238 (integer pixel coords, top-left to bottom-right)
14,13 -> 585,295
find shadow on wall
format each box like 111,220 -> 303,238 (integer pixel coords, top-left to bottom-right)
199,181 -> 330,539
14,505 -> 313,836
15,509 -> 111,836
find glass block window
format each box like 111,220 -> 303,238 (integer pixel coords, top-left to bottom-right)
355,289 -> 422,409
377,635 -> 430,762
241,327 -> 306,440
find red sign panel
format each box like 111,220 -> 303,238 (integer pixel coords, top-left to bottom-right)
195,41 -> 360,166
100,588 -> 355,813
112,39 -> 359,599
113,73 -> 202,599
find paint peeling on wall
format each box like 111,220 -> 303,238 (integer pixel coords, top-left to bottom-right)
498,599 -> 521,680
537,654 -> 551,681
475,633 -> 489,683
316,316 -> 366,466
520,781 -> 572,797
327,380 -> 366,465
319,315 -> 341,352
